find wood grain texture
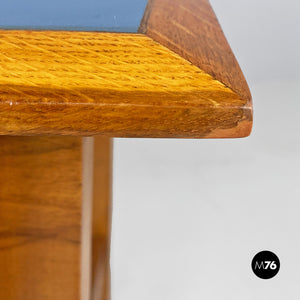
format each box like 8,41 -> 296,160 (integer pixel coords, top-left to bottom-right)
0,136 -> 112,300
0,30 -> 251,138
0,137 -> 84,300
139,0 -> 252,131
92,137 -> 112,300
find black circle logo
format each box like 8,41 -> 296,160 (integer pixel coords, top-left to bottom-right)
251,251 -> 280,279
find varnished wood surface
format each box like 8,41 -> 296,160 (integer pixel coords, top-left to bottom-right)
0,30 -> 251,138
92,137 -> 112,300
0,136 -> 112,300
82,137 -> 94,300
139,0 -> 252,102
0,137 -> 83,300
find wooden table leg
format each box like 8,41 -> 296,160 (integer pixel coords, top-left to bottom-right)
0,136 -> 112,300
92,137 -> 112,300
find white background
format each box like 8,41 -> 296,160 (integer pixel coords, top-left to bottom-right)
111,0 -> 300,299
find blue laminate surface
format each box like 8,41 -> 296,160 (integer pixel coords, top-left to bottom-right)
0,0 -> 148,32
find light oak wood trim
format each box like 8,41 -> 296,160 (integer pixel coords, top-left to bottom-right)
0,30 -> 251,138
92,137 -> 112,300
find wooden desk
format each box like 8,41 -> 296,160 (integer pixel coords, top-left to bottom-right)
0,0 -> 252,299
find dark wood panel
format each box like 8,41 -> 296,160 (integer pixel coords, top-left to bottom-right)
139,0 -> 252,104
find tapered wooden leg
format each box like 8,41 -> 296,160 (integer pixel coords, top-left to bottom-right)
0,136 -> 112,300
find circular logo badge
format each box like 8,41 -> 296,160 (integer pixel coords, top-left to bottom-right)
251,250 -> 280,279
